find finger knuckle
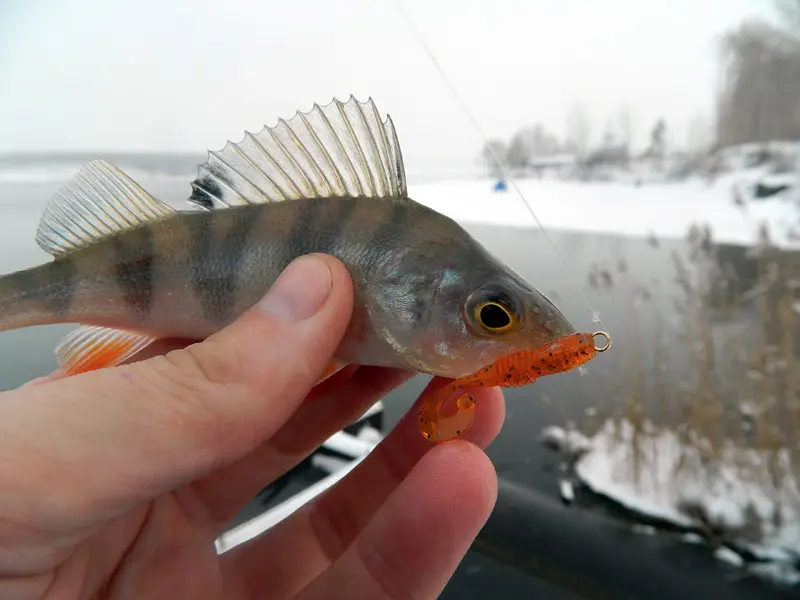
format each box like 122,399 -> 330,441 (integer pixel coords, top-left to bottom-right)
358,539 -> 418,600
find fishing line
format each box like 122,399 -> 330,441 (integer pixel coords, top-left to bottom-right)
389,0 -> 605,330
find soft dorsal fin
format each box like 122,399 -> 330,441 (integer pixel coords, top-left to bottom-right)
35,159 -> 175,257
187,95 -> 408,210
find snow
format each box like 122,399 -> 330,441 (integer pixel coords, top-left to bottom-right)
714,546 -> 745,567
571,418 -> 800,584
407,174 -> 800,249
682,532 -> 705,544
540,424 -> 593,458
355,424 -> 384,445
559,479 -> 575,503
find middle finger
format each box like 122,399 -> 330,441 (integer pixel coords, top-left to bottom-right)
190,366 -> 415,528
220,377 -> 505,599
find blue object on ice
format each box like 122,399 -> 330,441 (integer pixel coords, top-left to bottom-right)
493,179 -> 507,192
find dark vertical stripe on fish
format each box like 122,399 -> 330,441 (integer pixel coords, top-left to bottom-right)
285,197 -> 323,267
190,209 -> 258,325
112,225 -> 155,318
365,200 -> 410,270
189,213 -> 213,318
324,197 -> 359,258
40,257 -> 77,315
301,197 -> 359,263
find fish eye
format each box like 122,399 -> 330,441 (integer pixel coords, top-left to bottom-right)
465,286 -> 521,335
477,301 -> 514,332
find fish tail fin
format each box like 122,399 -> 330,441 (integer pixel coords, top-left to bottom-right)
0,268 -> 157,375
0,264 -> 158,376
0,159 -> 175,374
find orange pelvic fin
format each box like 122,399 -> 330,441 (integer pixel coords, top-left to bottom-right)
56,325 -> 156,376
315,359 -> 349,386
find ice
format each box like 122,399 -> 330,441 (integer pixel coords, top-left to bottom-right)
0,165 -> 82,184
407,175 -> 800,250
571,418 -> 800,583
5,154 -> 798,251
0,162 -> 193,185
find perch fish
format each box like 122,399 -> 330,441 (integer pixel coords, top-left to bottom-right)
0,95 -> 601,440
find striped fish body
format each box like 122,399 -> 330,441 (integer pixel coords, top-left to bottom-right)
0,196 -> 504,372
0,96 -> 575,378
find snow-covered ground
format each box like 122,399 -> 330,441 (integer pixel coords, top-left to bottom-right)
408,171 -> 800,250
543,420 -> 800,586
4,152 -> 799,251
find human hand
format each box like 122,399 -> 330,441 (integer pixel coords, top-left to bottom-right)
0,254 -> 505,600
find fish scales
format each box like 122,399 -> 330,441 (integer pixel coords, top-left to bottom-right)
0,198 -> 467,349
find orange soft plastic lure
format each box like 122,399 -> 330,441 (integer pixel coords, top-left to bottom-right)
418,330 -> 612,442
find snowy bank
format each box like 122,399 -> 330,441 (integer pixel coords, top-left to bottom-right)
408,176 -> 800,250
566,419 -> 800,585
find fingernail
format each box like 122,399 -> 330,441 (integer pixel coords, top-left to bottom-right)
258,255 -> 332,321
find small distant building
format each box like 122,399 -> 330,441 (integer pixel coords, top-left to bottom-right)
526,153 -> 579,179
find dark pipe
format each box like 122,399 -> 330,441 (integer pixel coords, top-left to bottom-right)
471,477 -> 799,600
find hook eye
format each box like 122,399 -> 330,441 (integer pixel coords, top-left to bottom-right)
592,330 -> 612,352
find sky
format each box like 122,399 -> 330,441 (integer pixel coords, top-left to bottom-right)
0,0 -> 778,166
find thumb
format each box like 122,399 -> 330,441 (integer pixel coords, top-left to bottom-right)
2,254 -> 354,517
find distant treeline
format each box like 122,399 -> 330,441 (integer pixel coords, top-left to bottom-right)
480,0 -> 800,175
716,0 -> 800,148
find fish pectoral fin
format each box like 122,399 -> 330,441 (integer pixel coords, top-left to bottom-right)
56,325 -> 156,376
36,160 -> 175,257
187,95 -> 408,210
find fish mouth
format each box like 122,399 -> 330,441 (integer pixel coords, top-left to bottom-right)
531,289 -> 576,341
498,262 -> 576,341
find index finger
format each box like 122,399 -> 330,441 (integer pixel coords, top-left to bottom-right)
220,379 -> 505,599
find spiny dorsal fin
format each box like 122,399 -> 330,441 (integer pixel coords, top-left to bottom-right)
35,159 -> 175,257
56,325 -> 156,375
187,95 -> 407,210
